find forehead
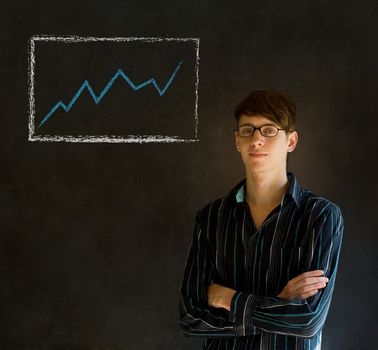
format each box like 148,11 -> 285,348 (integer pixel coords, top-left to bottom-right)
238,114 -> 277,127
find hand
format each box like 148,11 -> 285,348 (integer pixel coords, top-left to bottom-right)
207,283 -> 237,311
277,270 -> 329,300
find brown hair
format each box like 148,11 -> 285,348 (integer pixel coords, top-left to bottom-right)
234,90 -> 296,132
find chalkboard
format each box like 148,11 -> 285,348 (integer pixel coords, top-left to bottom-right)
1,1 -> 377,349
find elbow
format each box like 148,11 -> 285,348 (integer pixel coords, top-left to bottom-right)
298,299 -> 331,338
178,301 -> 208,337
178,298 -> 200,336
290,313 -> 327,338
294,325 -> 322,338
178,299 -> 235,337
178,312 -> 206,337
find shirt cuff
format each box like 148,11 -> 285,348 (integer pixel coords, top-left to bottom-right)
228,291 -> 258,336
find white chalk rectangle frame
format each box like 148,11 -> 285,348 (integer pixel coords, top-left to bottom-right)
28,35 -> 200,144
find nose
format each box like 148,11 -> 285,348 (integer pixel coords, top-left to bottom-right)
250,129 -> 264,146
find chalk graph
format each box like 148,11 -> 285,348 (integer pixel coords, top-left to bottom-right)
28,36 -> 200,143
37,61 -> 184,129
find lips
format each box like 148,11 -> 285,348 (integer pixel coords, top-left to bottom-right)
249,153 -> 267,158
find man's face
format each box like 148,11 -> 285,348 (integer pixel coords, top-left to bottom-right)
235,114 -> 298,174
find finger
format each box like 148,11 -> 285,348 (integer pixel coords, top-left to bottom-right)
299,270 -> 325,279
288,270 -> 324,285
290,272 -> 328,287
291,276 -> 329,288
291,278 -> 328,295
298,289 -> 319,299
287,277 -> 328,295
295,281 -> 327,295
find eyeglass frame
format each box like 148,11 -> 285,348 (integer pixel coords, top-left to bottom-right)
234,124 -> 286,138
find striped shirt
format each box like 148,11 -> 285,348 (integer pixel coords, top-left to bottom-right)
179,172 -> 344,349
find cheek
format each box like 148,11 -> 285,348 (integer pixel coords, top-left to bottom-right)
271,139 -> 288,153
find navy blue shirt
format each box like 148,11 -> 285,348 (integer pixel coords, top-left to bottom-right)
179,172 -> 344,349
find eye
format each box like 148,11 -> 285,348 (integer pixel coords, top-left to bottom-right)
239,126 -> 254,137
262,126 -> 277,136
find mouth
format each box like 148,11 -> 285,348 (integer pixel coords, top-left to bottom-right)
249,153 -> 267,158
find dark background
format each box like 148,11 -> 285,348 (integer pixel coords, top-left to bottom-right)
1,0 -> 377,349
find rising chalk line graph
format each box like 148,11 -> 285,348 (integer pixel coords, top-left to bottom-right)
28,36 -> 200,143
38,60 -> 184,129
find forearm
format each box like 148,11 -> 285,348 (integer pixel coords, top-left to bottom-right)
228,275 -> 336,338
179,291 -> 237,337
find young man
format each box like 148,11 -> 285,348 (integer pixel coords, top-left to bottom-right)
179,90 -> 344,349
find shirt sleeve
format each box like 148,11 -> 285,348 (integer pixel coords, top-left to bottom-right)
228,203 -> 344,338
178,210 -> 238,337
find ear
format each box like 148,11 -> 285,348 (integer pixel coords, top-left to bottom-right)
287,131 -> 299,152
234,131 -> 241,152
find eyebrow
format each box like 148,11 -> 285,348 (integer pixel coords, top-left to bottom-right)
238,122 -> 277,128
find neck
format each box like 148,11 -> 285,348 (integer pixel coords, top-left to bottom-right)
244,168 -> 290,207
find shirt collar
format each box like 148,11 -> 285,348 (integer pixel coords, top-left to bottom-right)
229,172 -> 301,208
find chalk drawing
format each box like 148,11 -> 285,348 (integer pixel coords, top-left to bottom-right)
37,61 -> 184,129
28,36 -> 200,143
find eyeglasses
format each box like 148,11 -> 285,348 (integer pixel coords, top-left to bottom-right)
234,125 -> 285,138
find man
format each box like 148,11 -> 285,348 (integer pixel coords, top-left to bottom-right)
178,90 -> 344,349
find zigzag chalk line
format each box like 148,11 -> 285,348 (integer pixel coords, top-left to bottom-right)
38,60 -> 183,128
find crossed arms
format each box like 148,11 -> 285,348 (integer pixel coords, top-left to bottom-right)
179,204 -> 344,338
